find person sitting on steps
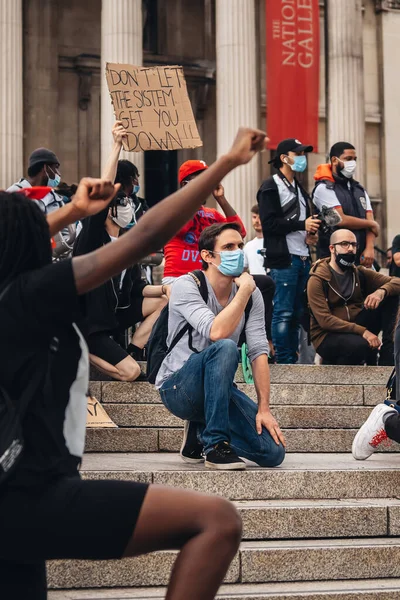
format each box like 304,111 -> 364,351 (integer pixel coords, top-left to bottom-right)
307,229 -> 400,366
156,222 -> 286,471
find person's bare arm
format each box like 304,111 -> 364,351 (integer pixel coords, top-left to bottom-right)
213,184 -> 237,217
46,181 -> 121,236
101,121 -> 127,182
251,354 -> 285,446
209,273 -> 255,341
360,212 -> 377,268
72,128 -> 269,295
335,206 -> 380,235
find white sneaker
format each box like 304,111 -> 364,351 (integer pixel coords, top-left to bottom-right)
352,404 -> 396,460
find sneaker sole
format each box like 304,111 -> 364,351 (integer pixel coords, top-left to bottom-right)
180,454 -> 204,464
205,460 -> 246,470
352,404 -> 393,461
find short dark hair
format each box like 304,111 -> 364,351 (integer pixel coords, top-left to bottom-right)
198,222 -> 242,270
271,153 -> 283,169
329,142 -> 355,160
0,191 -> 52,288
27,162 -> 45,178
115,160 -> 139,187
251,204 -> 259,215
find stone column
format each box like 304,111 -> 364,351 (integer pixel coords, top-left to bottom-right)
327,0 -> 365,183
0,0 -> 23,189
379,4 -> 400,248
101,0 -> 144,182
216,0 -> 259,235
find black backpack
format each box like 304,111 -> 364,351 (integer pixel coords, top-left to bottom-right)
146,270 -> 253,384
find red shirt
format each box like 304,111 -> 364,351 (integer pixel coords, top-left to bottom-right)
164,207 -> 246,278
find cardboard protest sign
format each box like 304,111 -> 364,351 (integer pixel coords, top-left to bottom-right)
105,63 -> 203,152
86,396 -> 117,428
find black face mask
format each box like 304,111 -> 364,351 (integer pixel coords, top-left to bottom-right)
335,251 -> 356,270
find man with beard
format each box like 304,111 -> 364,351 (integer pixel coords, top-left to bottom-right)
307,229 -> 400,366
313,142 -> 380,267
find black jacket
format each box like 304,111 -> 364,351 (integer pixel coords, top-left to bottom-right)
73,208 -> 147,335
257,174 -> 311,269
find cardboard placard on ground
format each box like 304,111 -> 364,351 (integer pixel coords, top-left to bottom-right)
105,63 -> 203,152
87,396 -> 117,428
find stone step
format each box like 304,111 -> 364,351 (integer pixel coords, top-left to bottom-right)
96,382 -> 379,406
92,381 -> 389,407
47,538 -> 400,589
48,579 -> 400,599
80,453 -> 400,500
102,404 -> 378,428
90,364 -> 393,386
85,426 -> 400,453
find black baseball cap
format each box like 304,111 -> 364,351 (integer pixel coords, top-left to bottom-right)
268,138 -> 313,163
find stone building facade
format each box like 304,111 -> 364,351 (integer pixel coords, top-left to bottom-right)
1,0 -> 400,245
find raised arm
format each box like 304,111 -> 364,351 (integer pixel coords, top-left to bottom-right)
101,121 -> 127,182
72,128 -> 269,295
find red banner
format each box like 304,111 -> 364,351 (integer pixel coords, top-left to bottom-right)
266,0 -> 320,151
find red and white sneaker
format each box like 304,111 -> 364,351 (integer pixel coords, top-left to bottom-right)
352,404 -> 396,460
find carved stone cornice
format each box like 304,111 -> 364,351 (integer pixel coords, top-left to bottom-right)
376,0 -> 400,11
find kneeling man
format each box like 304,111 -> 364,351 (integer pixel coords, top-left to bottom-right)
155,222 -> 285,470
308,229 -> 400,365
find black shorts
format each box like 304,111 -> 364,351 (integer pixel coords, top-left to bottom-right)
117,296 -> 144,330
88,331 -> 128,365
0,476 -> 149,600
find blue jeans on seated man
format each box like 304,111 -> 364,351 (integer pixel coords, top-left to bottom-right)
159,339 -> 285,467
270,255 -> 310,364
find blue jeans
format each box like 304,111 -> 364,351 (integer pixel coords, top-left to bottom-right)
270,256 -> 310,364
159,339 -> 285,467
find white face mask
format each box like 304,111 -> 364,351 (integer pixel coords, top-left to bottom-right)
340,160 -> 357,179
111,204 -> 133,229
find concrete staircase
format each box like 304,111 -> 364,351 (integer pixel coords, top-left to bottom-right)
49,365 -> 400,599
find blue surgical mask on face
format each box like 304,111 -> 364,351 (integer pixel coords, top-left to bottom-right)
46,166 -> 61,188
212,249 -> 245,277
133,184 -> 140,195
287,155 -> 307,173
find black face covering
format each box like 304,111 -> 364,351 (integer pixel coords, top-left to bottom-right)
335,251 -> 356,271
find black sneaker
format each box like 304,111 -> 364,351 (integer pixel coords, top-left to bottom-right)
180,421 -> 204,464
205,441 -> 246,470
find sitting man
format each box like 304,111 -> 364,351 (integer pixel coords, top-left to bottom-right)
308,229 -> 400,366
155,222 -> 285,470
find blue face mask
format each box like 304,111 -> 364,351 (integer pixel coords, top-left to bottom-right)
133,184 -> 140,195
288,155 -> 307,173
46,166 -> 61,188
213,249 -> 245,277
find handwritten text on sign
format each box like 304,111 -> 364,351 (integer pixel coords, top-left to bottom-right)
105,63 -> 203,152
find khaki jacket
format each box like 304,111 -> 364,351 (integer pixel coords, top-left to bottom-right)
308,258 -> 400,350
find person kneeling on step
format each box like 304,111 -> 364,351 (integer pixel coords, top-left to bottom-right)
308,229 -> 400,366
352,315 -> 400,459
155,222 -> 286,470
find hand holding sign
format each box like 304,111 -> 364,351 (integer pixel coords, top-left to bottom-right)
112,120 -> 128,146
